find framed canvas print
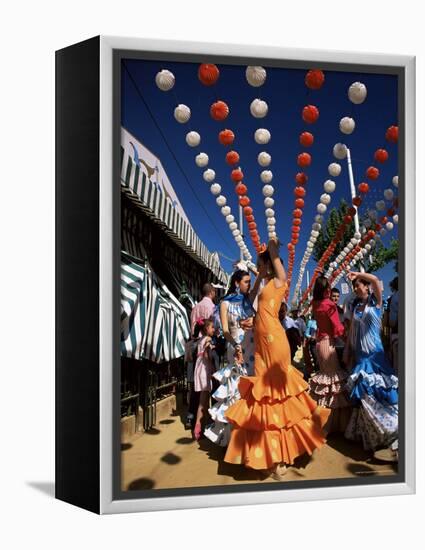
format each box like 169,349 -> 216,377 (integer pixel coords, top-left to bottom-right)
55,35 -> 415,514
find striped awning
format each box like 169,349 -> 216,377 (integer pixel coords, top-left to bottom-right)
121,252 -> 190,363
121,147 -> 228,285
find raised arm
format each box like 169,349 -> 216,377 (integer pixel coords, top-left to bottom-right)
268,238 -> 287,288
348,271 -> 382,308
249,272 -> 263,304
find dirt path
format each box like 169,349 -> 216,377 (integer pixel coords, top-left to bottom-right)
121,405 -> 397,492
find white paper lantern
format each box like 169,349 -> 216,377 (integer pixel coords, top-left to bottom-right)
315,214 -> 324,223
216,195 -> 227,207
380,228 -> 387,236
203,169 -> 216,182
258,151 -> 271,167
260,170 -> 273,183
365,244 -> 372,251
312,223 -> 321,231
354,232 -> 361,240
310,236 -> 317,243
195,152 -> 209,167
269,232 -> 277,238
384,188 -> 394,201
348,81 -> 367,104
376,200 -> 386,211
340,116 -> 356,135
229,222 -> 238,230
343,247 -> 349,254
369,239 -> 376,246
333,143 -> 347,160
386,222 -> 394,231
235,235 -> 243,243
232,229 -> 241,237
246,66 -> 267,87
323,179 -> 336,193
186,131 -> 201,147
250,98 -> 268,118
265,208 -> 275,218
317,203 -> 327,214
351,238 -> 358,245
264,197 -> 275,208
221,206 -> 231,216
225,214 -> 234,223
320,193 -> 331,205
347,243 -> 354,250
155,69 -> 175,91
268,225 -> 276,232
328,163 -> 342,177
393,214 -> 399,224
266,217 -> 276,225
311,230 -> 320,238
392,176 -> 399,187
262,184 -> 274,197
210,183 -> 221,195
174,104 -> 191,123
255,128 -> 271,144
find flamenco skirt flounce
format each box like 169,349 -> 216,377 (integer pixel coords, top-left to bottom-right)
204,362 -> 247,447
223,366 -> 330,469
345,351 -> 398,450
309,368 -> 352,433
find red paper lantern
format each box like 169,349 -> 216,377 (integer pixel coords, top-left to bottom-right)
198,64 -> 220,86
344,215 -> 353,224
287,243 -> 294,251
348,206 -> 357,217
239,196 -> 250,207
295,198 -> 305,208
305,69 -> 325,90
231,168 -> 244,182
385,125 -> 398,144
367,230 -> 376,238
226,150 -> 240,165
248,221 -> 257,230
387,207 -> 396,216
291,239 -> 299,245
219,129 -> 235,146
293,218 -> 301,226
299,132 -> 314,147
295,172 -> 308,185
380,216 -> 388,224
244,206 -> 253,216
302,104 -> 319,124
294,186 -> 306,198
210,100 -> 229,121
292,226 -> 300,233
358,182 -> 370,194
293,208 -> 303,218
297,152 -> 312,167
374,223 -> 382,231
353,196 -> 362,207
245,214 -> 254,223
235,183 -> 247,195
366,166 -> 380,180
374,148 -> 389,163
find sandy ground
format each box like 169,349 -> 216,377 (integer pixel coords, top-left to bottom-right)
121,404 -> 397,491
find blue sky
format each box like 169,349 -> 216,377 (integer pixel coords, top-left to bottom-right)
121,58 -> 399,299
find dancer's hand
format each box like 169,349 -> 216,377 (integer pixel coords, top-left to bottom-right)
240,318 -> 253,330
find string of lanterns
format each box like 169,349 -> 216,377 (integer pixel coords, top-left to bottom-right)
156,65 -> 253,261
285,69 -> 325,299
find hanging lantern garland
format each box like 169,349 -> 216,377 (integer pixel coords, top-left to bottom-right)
285,69 -> 325,298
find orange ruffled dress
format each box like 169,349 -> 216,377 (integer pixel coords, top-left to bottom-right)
224,279 -> 331,470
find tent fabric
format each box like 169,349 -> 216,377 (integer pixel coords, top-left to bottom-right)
120,147 -> 228,286
121,252 -> 190,363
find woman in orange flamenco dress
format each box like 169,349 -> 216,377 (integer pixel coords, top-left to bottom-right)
224,238 -> 330,479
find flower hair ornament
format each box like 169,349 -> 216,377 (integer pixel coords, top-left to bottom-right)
196,318 -> 205,327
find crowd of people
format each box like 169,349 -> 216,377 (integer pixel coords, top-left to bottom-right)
184,237 -> 399,480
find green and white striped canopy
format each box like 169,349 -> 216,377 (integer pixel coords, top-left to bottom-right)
121,252 -> 190,363
121,147 -> 228,286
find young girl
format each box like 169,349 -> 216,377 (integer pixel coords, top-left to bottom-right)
193,318 -> 216,441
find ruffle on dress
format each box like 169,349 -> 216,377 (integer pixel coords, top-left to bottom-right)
224,366 -> 330,469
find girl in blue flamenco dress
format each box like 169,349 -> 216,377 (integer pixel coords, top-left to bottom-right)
343,271 -> 398,451
204,268 -> 262,447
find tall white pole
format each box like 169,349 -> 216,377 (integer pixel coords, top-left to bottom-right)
346,147 -> 365,273
239,204 -> 244,261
